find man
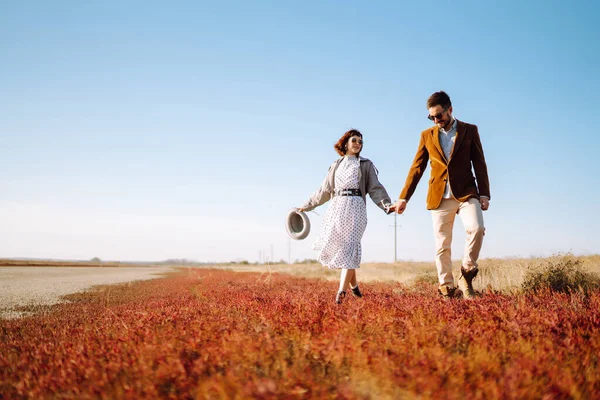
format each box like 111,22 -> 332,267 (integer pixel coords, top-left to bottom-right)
393,91 -> 490,299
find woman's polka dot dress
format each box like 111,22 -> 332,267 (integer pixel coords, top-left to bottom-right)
313,155 -> 367,269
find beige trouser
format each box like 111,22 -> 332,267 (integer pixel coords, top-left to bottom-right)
431,197 -> 485,287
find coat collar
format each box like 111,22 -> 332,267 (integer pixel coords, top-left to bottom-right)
451,120 -> 467,160
335,156 -> 370,163
329,156 -> 371,189
431,125 -> 445,161
430,120 -> 466,163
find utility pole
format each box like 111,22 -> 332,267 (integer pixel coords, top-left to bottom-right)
288,237 -> 291,264
271,244 -> 274,264
394,213 -> 397,262
389,213 -> 402,263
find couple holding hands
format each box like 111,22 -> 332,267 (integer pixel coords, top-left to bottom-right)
297,91 -> 491,304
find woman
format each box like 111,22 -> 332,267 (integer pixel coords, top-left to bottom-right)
298,129 -> 395,304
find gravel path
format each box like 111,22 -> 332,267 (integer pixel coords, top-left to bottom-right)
0,266 -> 175,319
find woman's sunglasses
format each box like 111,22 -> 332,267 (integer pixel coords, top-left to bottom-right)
350,137 -> 363,145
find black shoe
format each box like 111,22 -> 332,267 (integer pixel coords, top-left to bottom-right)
351,285 -> 363,298
336,291 -> 346,304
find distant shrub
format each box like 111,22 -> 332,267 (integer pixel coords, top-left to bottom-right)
522,258 -> 600,294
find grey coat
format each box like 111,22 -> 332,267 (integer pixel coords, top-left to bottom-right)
302,157 -> 392,212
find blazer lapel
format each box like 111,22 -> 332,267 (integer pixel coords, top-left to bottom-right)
449,120 -> 466,161
431,126 -> 447,162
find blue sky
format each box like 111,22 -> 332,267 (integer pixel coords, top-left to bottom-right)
1,1 -> 598,263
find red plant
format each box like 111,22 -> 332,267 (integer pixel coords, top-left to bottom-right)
1,269 -> 599,399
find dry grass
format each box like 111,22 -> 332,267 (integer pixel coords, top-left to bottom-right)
208,260 -> 435,284
200,254 -> 600,294
476,254 -> 600,293
3,254 -> 599,294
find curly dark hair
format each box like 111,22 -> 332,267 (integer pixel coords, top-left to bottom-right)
334,129 -> 363,156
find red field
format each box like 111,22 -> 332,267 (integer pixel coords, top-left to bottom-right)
1,269 -> 599,399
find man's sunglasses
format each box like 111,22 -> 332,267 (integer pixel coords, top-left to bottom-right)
428,107 -> 449,121
350,137 -> 363,145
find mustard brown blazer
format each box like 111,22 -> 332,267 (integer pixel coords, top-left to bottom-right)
399,120 -> 490,210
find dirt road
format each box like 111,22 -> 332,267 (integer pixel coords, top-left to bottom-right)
0,266 -> 175,319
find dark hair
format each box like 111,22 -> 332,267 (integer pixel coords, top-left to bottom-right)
334,129 -> 362,156
426,91 -> 452,109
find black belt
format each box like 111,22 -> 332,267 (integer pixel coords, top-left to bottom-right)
335,189 -> 362,197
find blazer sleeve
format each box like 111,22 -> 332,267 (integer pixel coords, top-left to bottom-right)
301,165 -> 333,211
366,162 -> 392,212
399,131 -> 430,202
470,126 -> 491,199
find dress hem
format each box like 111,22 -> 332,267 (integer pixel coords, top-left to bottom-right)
325,265 -> 360,270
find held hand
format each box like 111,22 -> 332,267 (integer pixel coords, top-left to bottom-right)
395,200 -> 407,214
381,200 -> 395,214
480,197 -> 490,211
297,207 -> 306,213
